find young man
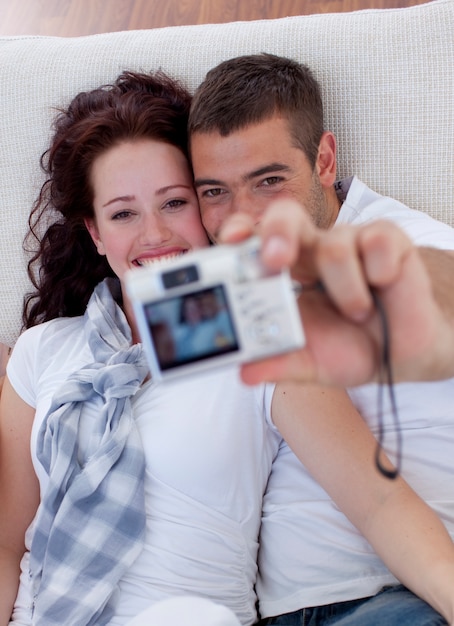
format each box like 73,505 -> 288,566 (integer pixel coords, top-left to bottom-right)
188,54 -> 454,625
188,53 -> 454,388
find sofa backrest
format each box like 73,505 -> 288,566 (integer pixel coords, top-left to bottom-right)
0,0 -> 453,346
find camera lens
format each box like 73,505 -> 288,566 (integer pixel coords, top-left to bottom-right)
162,264 -> 199,289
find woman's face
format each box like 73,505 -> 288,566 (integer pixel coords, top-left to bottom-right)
86,139 -> 209,287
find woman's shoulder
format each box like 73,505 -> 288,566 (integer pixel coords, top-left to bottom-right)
12,316 -> 87,367
8,316 -> 88,407
18,315 -> 85,345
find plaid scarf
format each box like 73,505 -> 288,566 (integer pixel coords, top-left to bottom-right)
29,278 -> 149,625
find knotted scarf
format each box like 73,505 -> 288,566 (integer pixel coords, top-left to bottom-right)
29,278 -> 149,625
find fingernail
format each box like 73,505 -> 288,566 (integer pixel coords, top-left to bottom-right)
263,235 -> 289,261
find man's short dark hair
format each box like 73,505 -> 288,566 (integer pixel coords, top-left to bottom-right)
188,53 -> 324,168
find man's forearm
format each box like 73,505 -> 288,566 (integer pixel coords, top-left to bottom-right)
420,247 -> 454,323
417,247 -> 454,381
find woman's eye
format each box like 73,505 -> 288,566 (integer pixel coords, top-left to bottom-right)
111,210 -> 132,220
165,199 -> 186,211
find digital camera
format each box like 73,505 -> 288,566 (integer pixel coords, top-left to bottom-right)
126,236 -> 305,382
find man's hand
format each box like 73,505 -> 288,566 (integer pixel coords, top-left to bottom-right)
219,200 -> 454,386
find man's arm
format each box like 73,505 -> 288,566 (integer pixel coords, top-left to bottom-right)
219,200 -> 454,386
272,381 -> 454,624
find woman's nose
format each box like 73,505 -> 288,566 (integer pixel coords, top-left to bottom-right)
139,212 -> 172,244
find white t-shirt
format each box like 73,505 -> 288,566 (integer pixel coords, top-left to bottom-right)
257,176 -> 454,618
335,176 -> 454,247
8,315 -> 280,626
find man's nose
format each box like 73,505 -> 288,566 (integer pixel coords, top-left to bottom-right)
230,190 -> 264,224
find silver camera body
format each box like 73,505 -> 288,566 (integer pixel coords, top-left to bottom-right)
126,236 -> 305,382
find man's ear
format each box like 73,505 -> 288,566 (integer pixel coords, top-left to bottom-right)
84,217 -> 106,255
316,131 -> 337,187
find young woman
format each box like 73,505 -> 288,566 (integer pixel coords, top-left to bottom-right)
1,71 -> 453,626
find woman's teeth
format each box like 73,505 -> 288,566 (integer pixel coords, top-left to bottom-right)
135,251 -> 186,267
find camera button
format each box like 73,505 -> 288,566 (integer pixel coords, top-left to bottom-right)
249,319 -> 280,344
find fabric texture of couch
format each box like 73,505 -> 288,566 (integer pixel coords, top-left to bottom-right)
0,0 -> 453,347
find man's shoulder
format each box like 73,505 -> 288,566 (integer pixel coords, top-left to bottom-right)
336,176 -> 454,248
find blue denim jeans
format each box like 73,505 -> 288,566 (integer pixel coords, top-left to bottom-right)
259,585 -> 447,626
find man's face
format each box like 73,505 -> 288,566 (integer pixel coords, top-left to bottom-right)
190,114 -> 339,242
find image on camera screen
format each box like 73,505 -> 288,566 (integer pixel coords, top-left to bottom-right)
143,285 -> 239,371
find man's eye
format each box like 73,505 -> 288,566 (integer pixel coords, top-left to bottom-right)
262,176 -> 283,186
203,188 -> 224,198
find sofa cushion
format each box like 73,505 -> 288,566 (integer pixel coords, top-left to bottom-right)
0,0 -> 453,346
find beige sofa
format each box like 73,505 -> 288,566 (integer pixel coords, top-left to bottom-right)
0,0 -> 453,348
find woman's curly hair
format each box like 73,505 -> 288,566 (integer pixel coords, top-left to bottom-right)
24,70 -> 192,328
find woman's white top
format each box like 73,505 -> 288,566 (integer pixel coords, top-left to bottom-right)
8,316 -> 279,625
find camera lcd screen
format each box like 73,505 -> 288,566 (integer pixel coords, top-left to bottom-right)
143,285 -> 239,371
